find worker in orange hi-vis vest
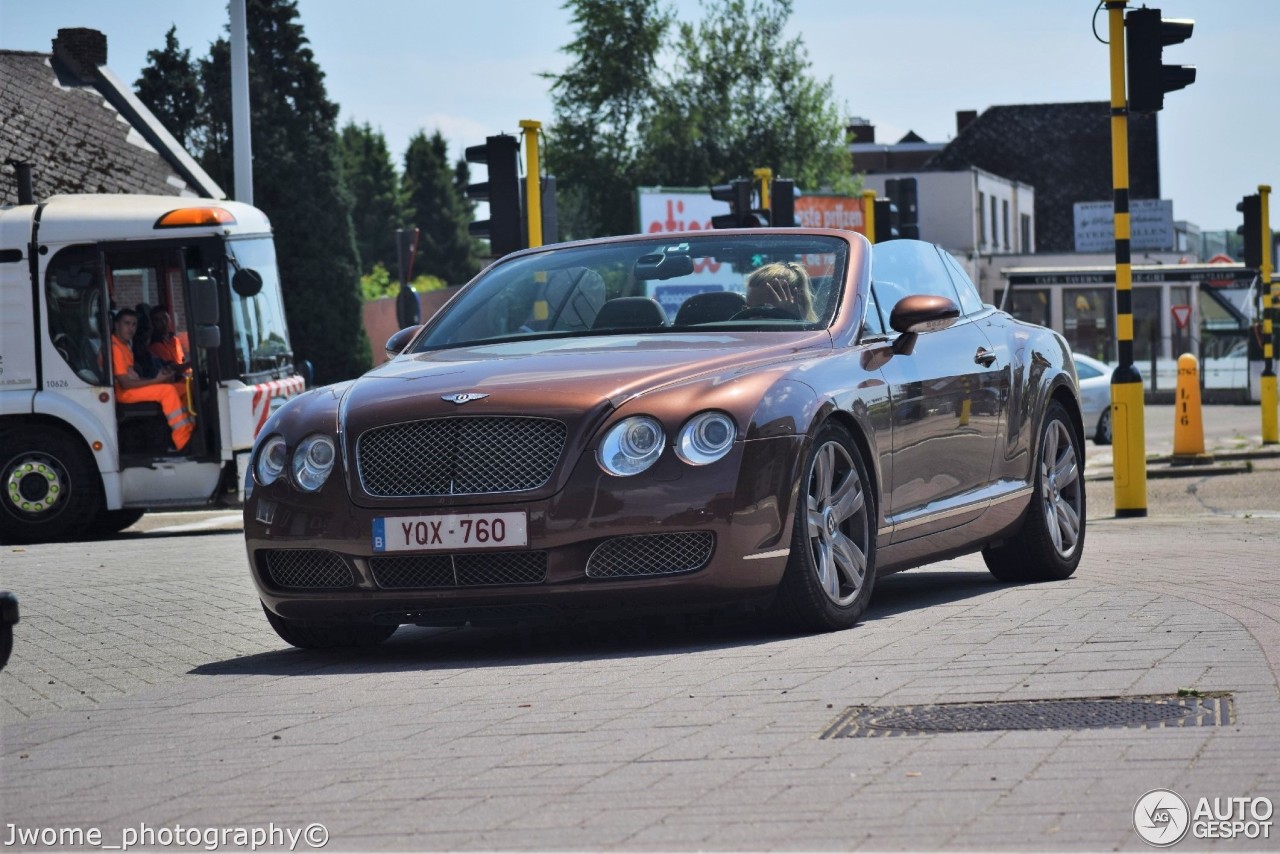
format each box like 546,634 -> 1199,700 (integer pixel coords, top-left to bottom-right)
146,304 -> 192,412
111,308 -> 194,452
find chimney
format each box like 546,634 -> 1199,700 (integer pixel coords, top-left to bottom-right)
846,117 -> 875,144
52,28 -> 107,83
956,110 -> 978,136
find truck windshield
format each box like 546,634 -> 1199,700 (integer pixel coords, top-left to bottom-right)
226,236 -> 292,381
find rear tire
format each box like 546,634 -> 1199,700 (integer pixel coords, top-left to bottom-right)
0,425 -> 105,545
772,421 -> 876,632
983,401 -> 1085,582
262,603 -> 398,649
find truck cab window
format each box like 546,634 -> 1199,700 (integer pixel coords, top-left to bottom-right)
45,245 -> 108,385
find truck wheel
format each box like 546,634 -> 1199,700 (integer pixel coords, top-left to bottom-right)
262,603 -> 398,649
0,426 -> 105,545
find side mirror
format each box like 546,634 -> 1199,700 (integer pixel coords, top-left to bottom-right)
190,275 -> 221,350
385,325 -> 421,361
888,294 -> 960,356
232,268 -> 264,298
191,275 -> 220,326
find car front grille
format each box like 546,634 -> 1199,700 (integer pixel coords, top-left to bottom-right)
357,416 -> 566,498
370,551 -> 548,589
585,532 -> 715,579
263,549 -> 355,589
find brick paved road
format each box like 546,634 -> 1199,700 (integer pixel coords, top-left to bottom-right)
3,504 -> 1278,850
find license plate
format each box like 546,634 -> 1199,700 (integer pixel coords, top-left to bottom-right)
372,512 -> 528,553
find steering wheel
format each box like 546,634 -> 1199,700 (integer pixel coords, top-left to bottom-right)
731,305 -> 801,321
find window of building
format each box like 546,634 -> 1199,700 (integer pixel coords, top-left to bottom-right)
1063,287 -> 1115,362
978,191 -> 986,247
1002,199 -> 1010,250
1020,214 -> 1032,253
1132,287 -> 1162,363
991,196 -> 999,252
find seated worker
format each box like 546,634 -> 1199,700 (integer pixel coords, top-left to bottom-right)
147,305 -> 187,372
742,261 -> 817,321
111,309 -> 194,452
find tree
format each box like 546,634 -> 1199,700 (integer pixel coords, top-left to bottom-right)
544,0 -> 851,237
198,0 -> 370,384
639,0 -> 851,192
543,0 -> 671,239
340,122 -> 404,278
135,26 -> 203,151
402,131 -> 480,287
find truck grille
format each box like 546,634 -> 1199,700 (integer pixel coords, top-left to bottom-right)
370,551 -> 548,588
357,417 -> 566,497
586,532 -> 715,579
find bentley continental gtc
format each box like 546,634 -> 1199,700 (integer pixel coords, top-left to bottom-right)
244,230 -> 1086,648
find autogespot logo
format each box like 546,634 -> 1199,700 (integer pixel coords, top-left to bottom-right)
1134,789 -> 1191,846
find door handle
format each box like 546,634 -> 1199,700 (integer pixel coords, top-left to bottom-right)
974,347 -> 997,367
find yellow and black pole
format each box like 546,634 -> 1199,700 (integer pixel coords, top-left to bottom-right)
1261,184 -> 1277,444
862,189 -> 878,243
1108,0 -> 1147,516
519,119 -> 542,248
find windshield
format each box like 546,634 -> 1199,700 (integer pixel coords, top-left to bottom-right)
226,236 -> 293,380
410,234 -> 848,352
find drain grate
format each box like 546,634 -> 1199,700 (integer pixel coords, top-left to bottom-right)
821,694 -> 1234,738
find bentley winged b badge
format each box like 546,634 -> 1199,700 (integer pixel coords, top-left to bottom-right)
442,392 -> 490,405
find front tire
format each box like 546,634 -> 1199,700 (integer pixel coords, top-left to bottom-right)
773,421 -> 876,632
0,425 -> 105,545
983,401 -> 1085,582
262,603 -> 398,649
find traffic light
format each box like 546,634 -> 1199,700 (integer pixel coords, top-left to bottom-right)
1126,7 -> 1195,114
710,179 -> 764,228
884,178 -> 919,240
873,198 -> 899,243
771,179 -> 796,227
465,135 -> 522,257
1238,193 -> 1263,269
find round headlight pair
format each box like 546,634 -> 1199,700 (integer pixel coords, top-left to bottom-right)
597,411 -> 736,476
254,434 -> 336,492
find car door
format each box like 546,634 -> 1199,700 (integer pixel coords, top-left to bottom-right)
871,242 -> 1007,543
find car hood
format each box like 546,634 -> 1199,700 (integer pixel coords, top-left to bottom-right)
344,331 -> 829,422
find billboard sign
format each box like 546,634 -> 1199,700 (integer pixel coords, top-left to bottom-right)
1073,199 -> 1175,252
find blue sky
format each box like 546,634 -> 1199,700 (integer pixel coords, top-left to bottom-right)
1,0 -> 1274,232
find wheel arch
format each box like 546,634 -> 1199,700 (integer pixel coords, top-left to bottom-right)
813,404 -> 882,525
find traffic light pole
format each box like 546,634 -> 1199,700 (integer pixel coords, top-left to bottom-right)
520,120 -> 542,249
1261,184 -> 1277,444
1108,0 -> 1148,516
862,189 -> 878,243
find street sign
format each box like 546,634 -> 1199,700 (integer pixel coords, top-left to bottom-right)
1171,304 -> 1192,329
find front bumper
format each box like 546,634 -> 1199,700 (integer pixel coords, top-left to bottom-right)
245,436 -> 803,625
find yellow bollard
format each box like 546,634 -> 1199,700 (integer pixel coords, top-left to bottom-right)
1172,353 -> 1212,464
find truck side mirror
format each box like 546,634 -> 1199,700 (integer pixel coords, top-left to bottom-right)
191,275 -> 221,349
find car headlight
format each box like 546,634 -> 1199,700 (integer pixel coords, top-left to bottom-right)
255,435 -> 288,486
675,411 -> 736,465
291,434 -> 337,492
598,416 -> 665,476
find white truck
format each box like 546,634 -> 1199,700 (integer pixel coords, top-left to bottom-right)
1,194 -> 306,544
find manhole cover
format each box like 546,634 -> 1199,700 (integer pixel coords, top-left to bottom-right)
821,694 -> 1234,738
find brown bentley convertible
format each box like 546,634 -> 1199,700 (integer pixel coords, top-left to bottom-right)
244,229 -> 1085,648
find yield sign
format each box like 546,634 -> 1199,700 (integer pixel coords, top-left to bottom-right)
1171,304 -> 1193,330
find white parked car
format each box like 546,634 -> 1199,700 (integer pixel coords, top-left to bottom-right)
1073,353 -> 1112,445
